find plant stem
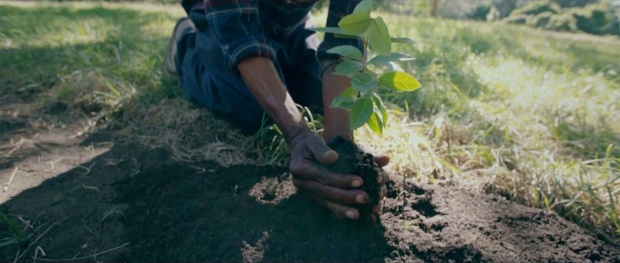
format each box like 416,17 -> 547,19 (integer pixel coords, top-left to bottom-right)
363,37 -> 368,71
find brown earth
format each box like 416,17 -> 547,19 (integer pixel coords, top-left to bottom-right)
327,136 -> 383,223
1,129 -> 618,262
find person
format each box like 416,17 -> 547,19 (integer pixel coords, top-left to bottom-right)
163,0 -> 389,221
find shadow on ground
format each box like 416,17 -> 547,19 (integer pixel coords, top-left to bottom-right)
0,132 -> 390,262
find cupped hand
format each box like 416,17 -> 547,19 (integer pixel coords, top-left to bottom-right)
288,132 -> 390,221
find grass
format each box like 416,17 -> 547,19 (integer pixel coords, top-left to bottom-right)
0,1 -> 619,246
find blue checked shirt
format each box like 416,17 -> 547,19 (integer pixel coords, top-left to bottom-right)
181,0 -> 363,71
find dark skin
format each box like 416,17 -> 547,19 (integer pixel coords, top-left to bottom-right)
238,57 -> 389,221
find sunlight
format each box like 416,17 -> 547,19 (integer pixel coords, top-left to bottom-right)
0,134 -> 112,204
469,54 -> 620,134
356,111 -> 448,182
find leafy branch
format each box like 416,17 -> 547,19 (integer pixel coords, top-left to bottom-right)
309,0 -> 421,135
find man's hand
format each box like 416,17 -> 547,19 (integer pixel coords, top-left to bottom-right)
289,131 -> 390,220
238,57 -> 391,220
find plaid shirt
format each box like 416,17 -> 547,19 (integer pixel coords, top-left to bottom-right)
181,0 -> 363,71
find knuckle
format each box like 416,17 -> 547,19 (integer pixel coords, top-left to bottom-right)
319,184 -> 329,196
317,168 -> 330,185
335,175 -> 350,188
289,161 -> 302,175
340,190 -> 356,203
328,203 -> 345,216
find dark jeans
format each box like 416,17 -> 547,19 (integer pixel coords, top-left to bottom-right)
176,13 -> 324,134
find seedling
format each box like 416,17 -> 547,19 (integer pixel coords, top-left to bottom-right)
307,0 -> 421,223
310,0 -> 421,135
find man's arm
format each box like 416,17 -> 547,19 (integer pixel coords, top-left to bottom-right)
322,63 -> 353,144
315,0 -> 392,221
319,62 -> 391,222
238,57 -> 369,220
316,0 -> 361,144
237,57 -> 308,144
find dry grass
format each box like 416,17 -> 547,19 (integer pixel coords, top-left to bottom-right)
117,99 -> 286,166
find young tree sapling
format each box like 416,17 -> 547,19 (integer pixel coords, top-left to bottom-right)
309,0 -> 422,223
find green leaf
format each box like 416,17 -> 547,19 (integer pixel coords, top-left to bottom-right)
367,17 -> 391,55
367,111 -> 383,135
373,94 -> 389,125
331,96 -> 355,110
352,71 -> 378,91
378,72 -> 421,92
341,86 -> 358,98
307,27 -> 357,36
373,61 -> 404,71
368,53 -> 414,64
326,46 -> 364,61
353,0 -> 372,14
334,59 -> 363,76
349,97 -> 373,130
338,13 -> 372,35
391,37 -> 415,43
335,33 -> 361,39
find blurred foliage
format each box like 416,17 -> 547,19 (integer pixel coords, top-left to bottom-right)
503,1 -> 619,35
569,4 -> 617,34
527,11 -> 554,27
511,0 -> 561,16
551,0 -> 599,8
504,13 -> 529,24
314,0 -> 417,14
468,2 -> 494,21
31,0 -> 619,36
546,12 -> 579,31
53,0 -> 178,2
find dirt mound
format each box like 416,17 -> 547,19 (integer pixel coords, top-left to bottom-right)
0,140 -> 618,262
382,180 -> 619,262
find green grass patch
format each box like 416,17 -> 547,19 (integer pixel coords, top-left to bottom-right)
1,2 -> 619,244
0,2 -> 184,114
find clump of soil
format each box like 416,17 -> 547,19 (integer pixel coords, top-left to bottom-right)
327,136 -> 382,221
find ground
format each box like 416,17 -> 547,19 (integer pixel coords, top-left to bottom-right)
1,1 -> 619,262
1,131 -> 618,262
0,98 -> 618,262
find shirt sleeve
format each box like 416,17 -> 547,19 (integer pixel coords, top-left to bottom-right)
316,0 -> 364,63
204,0 -> 278,71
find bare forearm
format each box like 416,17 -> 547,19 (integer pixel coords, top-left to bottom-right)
322,65 -> 353,144
237,57 -> 309,143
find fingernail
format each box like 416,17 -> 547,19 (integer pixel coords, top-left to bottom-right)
351,180 -> 362,188
356,194 -> 365,204
345,210 -> 356,219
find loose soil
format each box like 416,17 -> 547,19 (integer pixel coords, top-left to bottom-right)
1,133 -> 618,262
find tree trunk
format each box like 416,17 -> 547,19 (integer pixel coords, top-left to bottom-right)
431,0 -> 439,17
494,0 -> 518,18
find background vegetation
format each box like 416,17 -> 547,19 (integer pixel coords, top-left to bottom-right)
1,0 -> 619,245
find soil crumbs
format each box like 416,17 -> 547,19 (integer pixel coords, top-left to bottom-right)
1,138 -> 618,262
